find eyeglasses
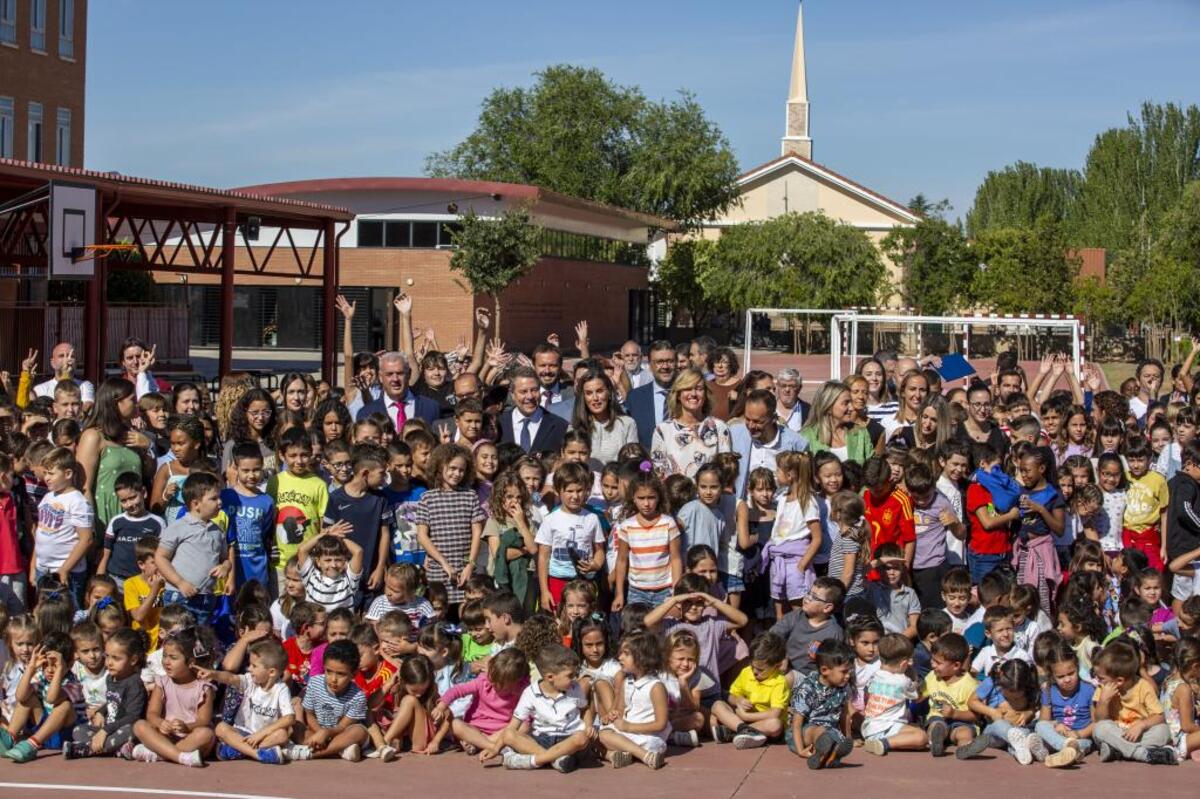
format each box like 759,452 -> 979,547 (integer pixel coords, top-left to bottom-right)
247,409 -> 272,418
802,591 -> 830,604
326,460 -> 353,471
968,401 -> 992,410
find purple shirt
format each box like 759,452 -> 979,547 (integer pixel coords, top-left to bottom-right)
661,613 -> 727,696
912,491 -> 955,570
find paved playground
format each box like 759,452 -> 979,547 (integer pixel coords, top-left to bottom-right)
1,744 -> 1193,799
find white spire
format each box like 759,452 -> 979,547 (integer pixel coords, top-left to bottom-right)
781,1 -> 812,159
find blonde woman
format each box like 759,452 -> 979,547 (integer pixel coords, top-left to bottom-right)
880,370 -> 930,443
650,368 -> 732,478
800,381 -> 876,464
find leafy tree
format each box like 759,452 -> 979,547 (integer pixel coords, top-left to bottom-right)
448,207 -> 543,337
427,65 -> 740,230
965,161 -> 1081,237
697,212 -> 886,311
1071,275 -> 1120,330
972,222 -> 1078,313
881,218 -> 975,315
653,238 -> 717,328
906,194 -> 951,219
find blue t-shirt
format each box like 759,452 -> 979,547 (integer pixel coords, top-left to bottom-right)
975,677 -> 1004,708
221,488 -> 274,587
1018,484 -> 1063,542
384,484 -> 426,564
1042,681 -> 1095,730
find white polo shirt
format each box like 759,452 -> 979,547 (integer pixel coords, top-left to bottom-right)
514,681 -> 588,736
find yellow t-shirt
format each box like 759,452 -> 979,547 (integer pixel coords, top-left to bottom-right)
1124,471 -> 1168,530
1097,678 -> 1163,728
923,672 -> 979,718
267,471 -> 329,569
123,574 -> 161,651
730,667 -> 790,714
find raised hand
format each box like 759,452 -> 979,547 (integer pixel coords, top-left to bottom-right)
547,332 -> 561,349
21,348 -> 38,374
393,292 -> 412,316
475,307 -> 491,331
574,320 -> 589,351
1037,353 -> 1054,376
56,347 -> 76,379
138,344 -> 157,374
335,294 -> 356,320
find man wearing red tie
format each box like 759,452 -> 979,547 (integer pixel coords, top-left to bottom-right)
355,351 -> 439,427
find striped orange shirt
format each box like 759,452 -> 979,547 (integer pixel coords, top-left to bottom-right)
616,514 -> 680,591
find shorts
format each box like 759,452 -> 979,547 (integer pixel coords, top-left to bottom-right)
602,724 -> 667,754
720,571 -> 746,595
770,560 -> 815,601
533,732 -> 574,749
1171,568 -> 1195,601
861,718 -> 906,741
785,722 -> 845,754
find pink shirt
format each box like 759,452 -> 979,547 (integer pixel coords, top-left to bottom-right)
0,493 -> 24,575
440,672 -> 529,735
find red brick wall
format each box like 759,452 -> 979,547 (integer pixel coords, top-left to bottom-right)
0,0 -> 87,166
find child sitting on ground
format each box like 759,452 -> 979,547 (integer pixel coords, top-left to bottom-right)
921,633 -> 978,757
787,639 -> 855,770
290,639 -> 369,761
1091,638 -> 1177,765
201,638 -> 292,765
498,643 -> 594,772
709,633 -> 789,749
861,633 -> 927,756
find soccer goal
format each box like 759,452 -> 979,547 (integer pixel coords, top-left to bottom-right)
739,308 -> 856,381
829,313 -> 1085,381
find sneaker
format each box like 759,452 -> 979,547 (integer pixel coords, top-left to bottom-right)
711,722 -> 733,744
831,736 -> 853,766
927,720 -> 948,758
670,730 -> 700,748
340,744 -> 362,762
1098,741 -> 1118,762
863,739 -> 887,757
503,751 -> 536,769
954,735 -> 992,761
116,741 -> 134,760
1044,746 -> 1079,768
257,746 -> 284,765
178,750 -> 204,768
2,741 -> 37,763
807,731 -> 838,770
0,728 -> 13,755
643,750 -> 664,770
609,750 -> 634,769
1027,733 -> 1048,763
1144,746 -> 1179,766
1006,728 -> 1032,765
551,754 -> 578,773
131,744 -> 161,764
62,741 -> 88,760
217,742 -> 244,761
732,723 -> 767,750
284,744 -> 312,761
376,744 -> 397,763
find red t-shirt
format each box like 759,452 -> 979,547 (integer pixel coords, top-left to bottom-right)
966,482 -> 1011,556
283,636 -> 314,685
863,488 -> 915,553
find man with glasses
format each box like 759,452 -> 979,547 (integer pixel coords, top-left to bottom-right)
955,382 -> 1009,458
730,390 -> 808,498
775,368 -> 810,433
625,340 -> 679,447
618,340 -> 652,390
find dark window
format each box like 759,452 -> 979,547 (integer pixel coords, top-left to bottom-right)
412,222 -> 438,248
438,222 -> 462,247
384,221 -> 411,247
358,220 -> 384,247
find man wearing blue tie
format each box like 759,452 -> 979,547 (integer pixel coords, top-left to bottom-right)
500,366 -> 568,454
624,340 -> 678,448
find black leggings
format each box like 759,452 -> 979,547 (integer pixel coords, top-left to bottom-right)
72,723 -> 135,755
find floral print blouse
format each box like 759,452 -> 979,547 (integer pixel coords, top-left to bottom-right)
650,417 -> 733,479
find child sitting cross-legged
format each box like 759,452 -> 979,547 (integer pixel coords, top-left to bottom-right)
497,643 -> 594,773
62,628 -> 149,760
431,647 -> 530,761
198,638 -> 293,765
861,633 -> 928,756
710,632 -> 789,749
1091,638 -> 1177,765
920,632 -> 979,758
0,631 -> 88,762
130,625 -> 217,767
288,639 -> 370,762
787,639 -> 855,770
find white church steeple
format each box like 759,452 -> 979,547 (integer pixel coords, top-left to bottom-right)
781,1 -> 812,159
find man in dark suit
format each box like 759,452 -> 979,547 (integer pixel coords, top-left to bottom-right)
775,367 -> 811,433
500,365 -> 568,454
625,340 -> 679,448
532,343 -> 575,411
356,352 -> 439,427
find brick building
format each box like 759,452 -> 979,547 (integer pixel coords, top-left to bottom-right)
0,0 -> 85,168
173,177 -> 669,354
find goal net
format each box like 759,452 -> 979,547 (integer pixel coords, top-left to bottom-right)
829,313 -> 1084,382
739,308 -> 851,383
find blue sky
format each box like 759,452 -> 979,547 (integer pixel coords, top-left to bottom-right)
86,0 -> 1200,219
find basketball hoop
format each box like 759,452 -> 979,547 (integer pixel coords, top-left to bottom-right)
70,243 -> 140,263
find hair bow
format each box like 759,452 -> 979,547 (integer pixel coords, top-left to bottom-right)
95,596 -> 115,611
42,590 -> 62,602
638,460 -> 653,473
434,621 -> 462,635
590,611 -> 607,622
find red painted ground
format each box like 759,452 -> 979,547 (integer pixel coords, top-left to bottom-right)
0,744 -> 1192,799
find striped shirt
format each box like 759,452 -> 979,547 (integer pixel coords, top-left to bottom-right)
301,674 -> 367,728
867,401 -> 898,423
365,595 -> 436,634
300,558 -> 361,611
615,514 -> 680,591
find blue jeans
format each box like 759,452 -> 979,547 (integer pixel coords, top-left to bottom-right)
1034,720 -> 1093,755
967,551 -> 1007,584
162,589 -> 220,627
626,585 -> 671,608
982,720 -> 1020,754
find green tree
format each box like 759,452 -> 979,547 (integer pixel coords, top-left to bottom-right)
448,207 -> 543,337
427,65 -> 740,230
965,161 -> 1082,237
653,238 -> 717,328
973,223 -> 1078,313
697,212 -> 886,311
906,194 -> 951,219
881,218 -> 975,315
1071,275 -> 1120,330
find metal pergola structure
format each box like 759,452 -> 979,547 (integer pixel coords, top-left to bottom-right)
0,158 -> 354,384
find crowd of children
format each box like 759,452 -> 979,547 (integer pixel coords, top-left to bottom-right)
2,329 -> 1200,778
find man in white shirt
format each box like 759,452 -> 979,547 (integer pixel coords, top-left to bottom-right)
355,352 -> 439,425
619,340 -> 652,390
501,367 -> 567,453
32,342 -> 95,407
775,368 -> 809,433
115,337 -> 160,399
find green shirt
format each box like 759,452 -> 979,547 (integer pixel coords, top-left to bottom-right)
461,632 -> 492,664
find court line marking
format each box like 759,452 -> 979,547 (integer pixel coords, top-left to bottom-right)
0,783 -> 291,799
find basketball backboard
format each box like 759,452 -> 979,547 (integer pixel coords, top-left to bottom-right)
49,180 -> 96,279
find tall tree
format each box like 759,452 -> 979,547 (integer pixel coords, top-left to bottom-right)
697,212 -> 886,311
972,222 -> 1078,313
448,207 -> 543,337
881,218 -> 975,315
427,65 -> 740,230
965,161 -> 1082,237
653,238 -> 717,328
906,194 -> 951,219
